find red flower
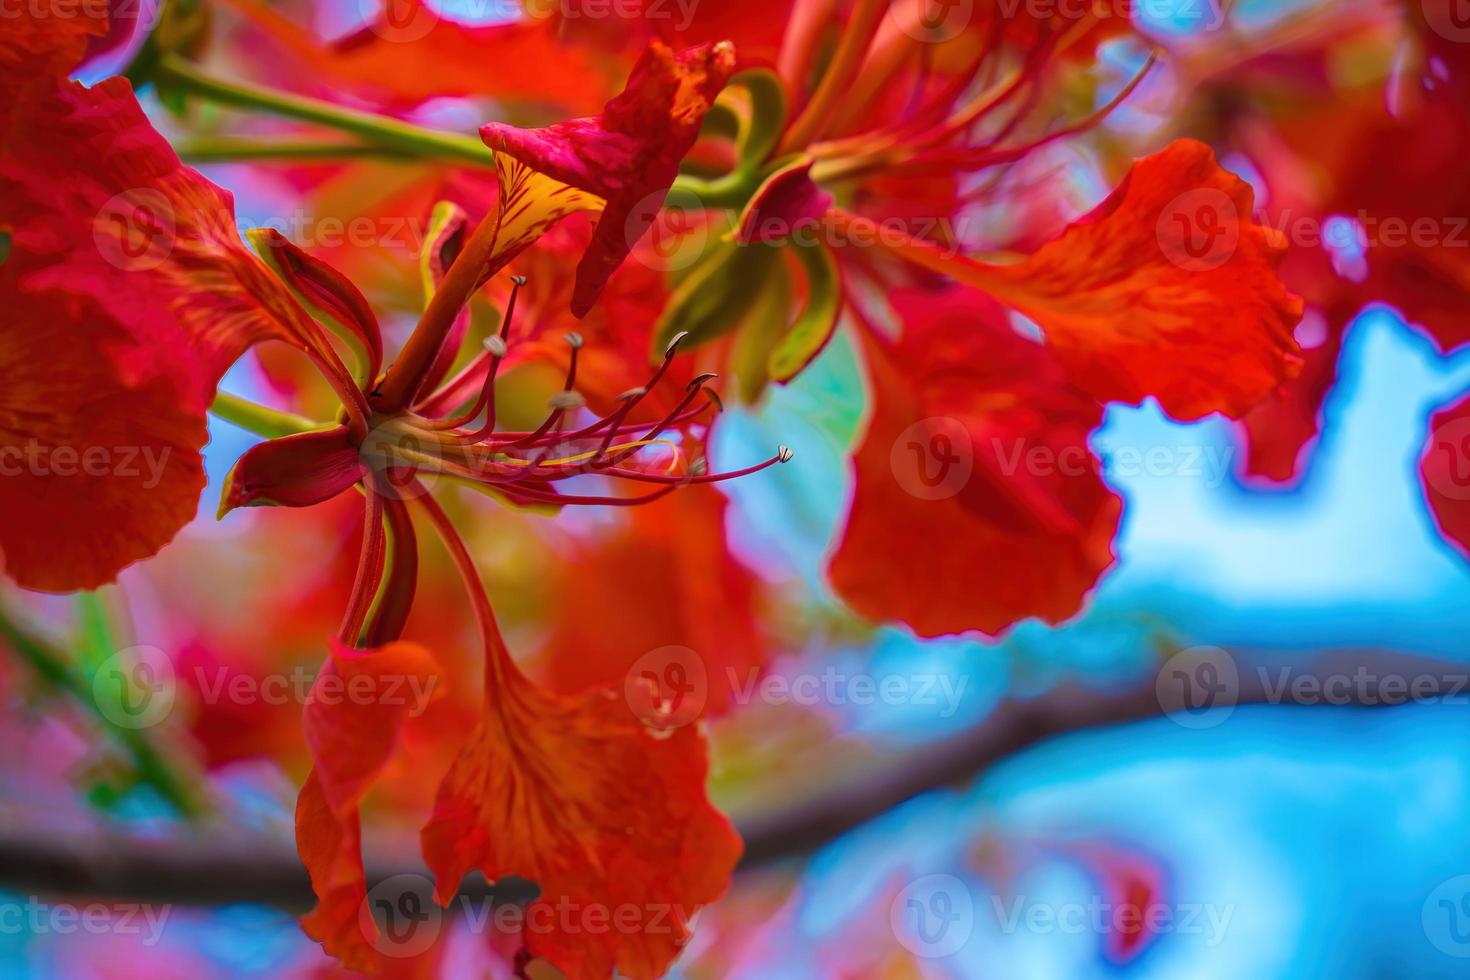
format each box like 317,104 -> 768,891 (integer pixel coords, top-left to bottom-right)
3,22 -> 785,976
224,0 -> 612,113
1215,6 -> 1470,484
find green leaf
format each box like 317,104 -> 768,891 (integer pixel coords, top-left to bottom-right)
769,243 -> 841,382
730,254 -> 793,403
697,100 -> 742,146
0,230 -> 10,267
652,238 -> 783,355
729,68 -> 787,170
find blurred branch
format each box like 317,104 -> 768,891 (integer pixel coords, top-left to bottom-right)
0,650 -> 1465,905
176,137 -> 416,164
153,56 -> 495,167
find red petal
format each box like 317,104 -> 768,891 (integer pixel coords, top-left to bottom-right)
0,289 -> 210,592
0,77 -> 323,590
296,773 -> 375,972
304,640 -> 440,815
1062,839 -> 1170,965
1332,98 -> 1470,354
297,641 -> 441,970
0,0 -> 107,76
482,39 -> 736,317
827,288 -> 1122,638
1420,391 -> 1470,563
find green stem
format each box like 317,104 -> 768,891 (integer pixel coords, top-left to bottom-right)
671,172 -> 759,211
154,56 -> 495,168
210,391 -> 321,439
0,604 -> 204,819
176,136 -> 417,164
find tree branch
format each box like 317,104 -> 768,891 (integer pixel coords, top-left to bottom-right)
0,650 -> 1462,907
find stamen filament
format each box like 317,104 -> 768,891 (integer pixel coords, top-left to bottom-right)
600,447 -> 792,485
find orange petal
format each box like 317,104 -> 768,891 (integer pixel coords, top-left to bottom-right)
985,139 -> 1304,420
421,670 -> 741,979
835,139 -> 1305,421
536,487 -> 773,718
296,773 -> 376,973
827,288 -> 1122,638
0,0 -> 107,76
297,641 -> 441,969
